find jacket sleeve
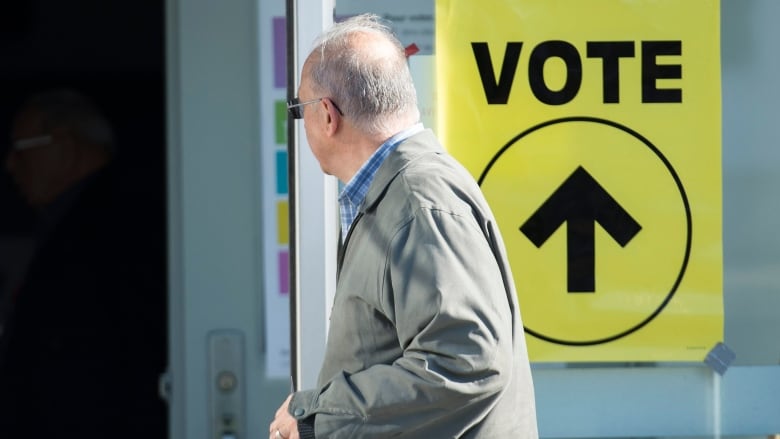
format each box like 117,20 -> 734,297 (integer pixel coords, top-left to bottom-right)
288,207 -> 516,438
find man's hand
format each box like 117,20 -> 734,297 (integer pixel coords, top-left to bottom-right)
269,394 -> 300,439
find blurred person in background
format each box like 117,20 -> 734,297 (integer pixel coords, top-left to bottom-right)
0,88 -> 166,439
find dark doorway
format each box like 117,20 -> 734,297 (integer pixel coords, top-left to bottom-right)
0,1 -> 167,438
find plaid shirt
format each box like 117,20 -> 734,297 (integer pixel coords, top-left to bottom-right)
339,123 -> 424,241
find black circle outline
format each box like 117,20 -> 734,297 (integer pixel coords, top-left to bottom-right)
478,116 -> 692,346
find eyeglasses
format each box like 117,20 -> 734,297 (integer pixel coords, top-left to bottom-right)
12,135 -> 53,152
287,97 -> 343,120
287,97 -> 321,119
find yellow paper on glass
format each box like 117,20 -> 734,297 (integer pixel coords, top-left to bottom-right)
436,0 -> 722,362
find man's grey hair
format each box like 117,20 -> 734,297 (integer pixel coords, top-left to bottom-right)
309,14 -> 420,135
22,88 -> 116,155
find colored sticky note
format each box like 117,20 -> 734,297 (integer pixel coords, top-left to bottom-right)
278,250 -> 289,295
273,17 -> 286,88
276,200 -> 289,245
276,150 -> 288,195
275,100 -> 288,144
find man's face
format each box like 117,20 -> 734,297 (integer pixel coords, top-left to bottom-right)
5,110 -> 69,208
298,59 -> 336,177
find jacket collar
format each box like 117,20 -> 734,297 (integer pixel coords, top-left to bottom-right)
361,129 -> 443,213
338,129 -> 443,277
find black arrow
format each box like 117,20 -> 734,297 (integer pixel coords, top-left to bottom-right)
520,166 -> 641,292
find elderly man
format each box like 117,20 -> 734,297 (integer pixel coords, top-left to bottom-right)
269,14 -> 538,439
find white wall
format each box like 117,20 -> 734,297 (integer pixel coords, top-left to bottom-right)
166,1 -> 287,438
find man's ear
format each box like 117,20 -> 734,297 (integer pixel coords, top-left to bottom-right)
323,97 -> 341,137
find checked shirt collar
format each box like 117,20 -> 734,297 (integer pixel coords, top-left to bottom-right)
338,123 -> 424,242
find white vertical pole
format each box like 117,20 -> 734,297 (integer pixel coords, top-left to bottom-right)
289,0 -> 337,391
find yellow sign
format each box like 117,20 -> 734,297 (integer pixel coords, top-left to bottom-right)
436,0 -> 723,361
